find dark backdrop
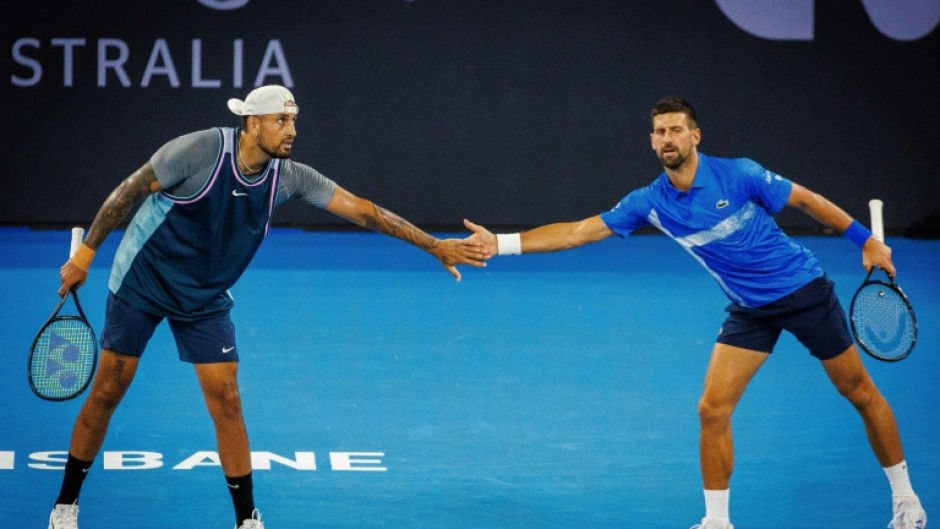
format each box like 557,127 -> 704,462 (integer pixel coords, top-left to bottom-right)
2,0 -> 938,235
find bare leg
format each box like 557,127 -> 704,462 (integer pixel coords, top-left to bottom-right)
69,350 -> 140,460
193,361 -> 252,476
698,344 -> 769,489
822,345 -> 904,466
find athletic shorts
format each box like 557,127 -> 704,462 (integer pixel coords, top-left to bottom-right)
717,276 -> 854,360
100,292 -> 239,363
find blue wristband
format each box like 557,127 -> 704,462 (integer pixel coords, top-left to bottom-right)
844,220 -> 871,248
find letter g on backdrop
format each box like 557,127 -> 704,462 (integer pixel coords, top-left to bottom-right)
714,0 -> 940,41
194,0 -> 939,42
197,0 -> 251,11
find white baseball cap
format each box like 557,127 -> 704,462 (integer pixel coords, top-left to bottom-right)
227,85 -> 299,116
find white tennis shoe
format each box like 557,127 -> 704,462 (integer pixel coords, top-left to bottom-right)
890,495 -> 927,529
236,508 -> 265,529
689,517 -> 734,529
48,503 -> 79,529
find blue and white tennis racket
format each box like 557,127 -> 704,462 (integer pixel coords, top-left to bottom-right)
28,227 -> 98,400
849,200 -> 917,362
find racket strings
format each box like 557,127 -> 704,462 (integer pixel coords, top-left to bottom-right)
31,318 -> 96,398
851,285 -> 915,359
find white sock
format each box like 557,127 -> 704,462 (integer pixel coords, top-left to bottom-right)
704,489 -> 730,521
884,460 -> 917,498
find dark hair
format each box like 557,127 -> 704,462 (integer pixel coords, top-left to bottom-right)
651,97 -> 698,129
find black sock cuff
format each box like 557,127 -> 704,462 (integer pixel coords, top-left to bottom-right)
225,472 -> 254,491
66,453 -> 94,470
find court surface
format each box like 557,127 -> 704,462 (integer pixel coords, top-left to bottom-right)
1,227 -> 937,529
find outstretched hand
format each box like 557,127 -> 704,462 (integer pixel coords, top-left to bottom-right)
432,237 -> 489,282
462,219 -> 497,258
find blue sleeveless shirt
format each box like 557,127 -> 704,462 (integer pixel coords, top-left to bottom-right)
109,127 -> 280,320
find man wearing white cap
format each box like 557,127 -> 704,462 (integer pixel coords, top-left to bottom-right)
50,85 -> 488,529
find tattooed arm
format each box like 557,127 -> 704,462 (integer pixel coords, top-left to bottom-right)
324,186 -> 487,281
59,162 -> 162,295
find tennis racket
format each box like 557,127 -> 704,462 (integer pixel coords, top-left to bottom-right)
28,227 -> 99,400
848,200 -> 917,362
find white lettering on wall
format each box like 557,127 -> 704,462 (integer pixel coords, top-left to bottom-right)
233,39 -> 244,88
98,38 -> 132,87
254,40 -> 293,88
51,38 -> 86,87
192,39 -> 221,88
142,39 -> 180,88
11,38 -> 41,87
10,38 -> 292,88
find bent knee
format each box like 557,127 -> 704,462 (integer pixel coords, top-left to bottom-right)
835,373 -> 880,410
89,377 -> 131,411
698,397 -> 734,426
204,381 -> 244,420
88,388 -> 124,412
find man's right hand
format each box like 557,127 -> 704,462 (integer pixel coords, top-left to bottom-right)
463,219 -> 498,258
58,260 -> 87,296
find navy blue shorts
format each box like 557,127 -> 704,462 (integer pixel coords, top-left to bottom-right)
100,293 -> 239,363
717,276 -> 854,360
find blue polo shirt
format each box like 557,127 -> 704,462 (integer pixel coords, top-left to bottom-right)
600,153 -> 823,307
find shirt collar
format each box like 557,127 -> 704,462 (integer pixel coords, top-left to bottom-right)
660,152 -> 711,198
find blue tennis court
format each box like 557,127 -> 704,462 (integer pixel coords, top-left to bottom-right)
1,228 -> 937,528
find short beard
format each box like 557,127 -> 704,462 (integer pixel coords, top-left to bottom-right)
260,143 -> 291,160
660,152 -> 687,170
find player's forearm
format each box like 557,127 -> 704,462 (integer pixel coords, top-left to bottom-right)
361,202 -> 440,253
788,183 -> 853,233
520,222 -> 594,253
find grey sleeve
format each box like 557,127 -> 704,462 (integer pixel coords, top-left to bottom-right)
276,159 -> 338,208
149,129 -> 221,196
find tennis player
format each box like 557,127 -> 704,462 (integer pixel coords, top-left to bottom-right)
50,85 -> 488,529
463,97 -> 926,529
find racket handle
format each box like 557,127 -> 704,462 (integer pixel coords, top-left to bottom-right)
868,199 -> 884,242
70,227 -> 85,258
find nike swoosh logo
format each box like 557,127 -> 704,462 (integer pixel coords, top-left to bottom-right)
222,346 -> 235,353
232,190 -> 248,197
227,483 -> 240,489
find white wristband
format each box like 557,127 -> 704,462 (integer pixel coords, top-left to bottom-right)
496,233 -> 522,256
